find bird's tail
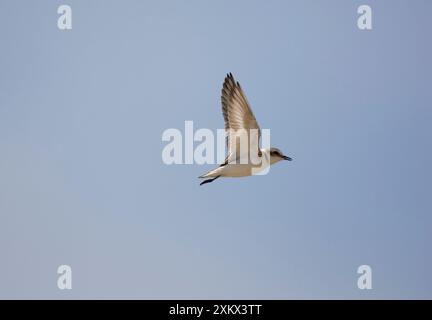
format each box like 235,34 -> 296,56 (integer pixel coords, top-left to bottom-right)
198,168 -> 220,179
200,175 -> 221,186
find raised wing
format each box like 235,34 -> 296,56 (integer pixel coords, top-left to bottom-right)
221,73 -> 261,163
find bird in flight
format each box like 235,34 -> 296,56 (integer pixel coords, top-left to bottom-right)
199,73 -> 292,185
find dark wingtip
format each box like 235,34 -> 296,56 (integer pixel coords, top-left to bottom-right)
227,72 -> 235,82
200,179 -> 211,186
199,175 -> 221,186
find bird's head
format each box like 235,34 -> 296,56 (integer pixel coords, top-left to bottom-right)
269,147 -> 292,164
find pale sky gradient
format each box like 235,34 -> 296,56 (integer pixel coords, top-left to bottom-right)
0,0 -> 431,298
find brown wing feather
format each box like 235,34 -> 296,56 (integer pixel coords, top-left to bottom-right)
221,73 -> 261,161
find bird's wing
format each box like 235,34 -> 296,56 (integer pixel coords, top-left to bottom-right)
221,73 -> 261,163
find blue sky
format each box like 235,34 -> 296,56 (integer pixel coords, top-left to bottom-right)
0,0 -> 431,298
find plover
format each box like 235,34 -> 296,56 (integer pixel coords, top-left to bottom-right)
199,73 -> 292,185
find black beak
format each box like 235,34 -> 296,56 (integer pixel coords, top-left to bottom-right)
283,155 -> 292,161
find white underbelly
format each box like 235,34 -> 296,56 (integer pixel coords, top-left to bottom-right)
218,163 -> 270,177
200,152 -> 276,179
220,164 -> 251,177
